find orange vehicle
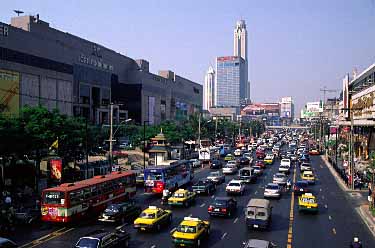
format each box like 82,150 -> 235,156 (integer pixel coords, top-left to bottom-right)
41,171 -> 136,223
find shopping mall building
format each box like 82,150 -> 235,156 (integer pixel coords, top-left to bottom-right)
0,15 -> 202,125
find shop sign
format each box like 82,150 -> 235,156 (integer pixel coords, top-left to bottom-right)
0,24 -> 9,37
352,85 -> 375,120
78,44 -> 114,71
50,159 -> 62,180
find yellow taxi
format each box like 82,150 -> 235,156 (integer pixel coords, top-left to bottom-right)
298,193 -> 318,213
301,170 -> 315,184
168,189 -> 196,207
263,154 -> 274,165
224,154 -> 235,161
171,217 -> 210,247
133,206 -> 172,231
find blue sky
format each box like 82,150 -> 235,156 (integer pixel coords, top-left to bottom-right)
1,0 -> 375,114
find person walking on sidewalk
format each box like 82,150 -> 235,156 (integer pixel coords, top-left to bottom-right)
368,185 -> 373,209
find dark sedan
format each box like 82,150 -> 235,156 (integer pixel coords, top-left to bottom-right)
293,180 -> 310,195
208,197 -> 237,217
239,157 -> 250,166
98,201 -> 141,224
255,160 -> 266,169
210,159 -> 223,169
192,179 -> 216,195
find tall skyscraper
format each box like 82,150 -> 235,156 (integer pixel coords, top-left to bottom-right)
203,66 -> 215,111
233,20 -> 250,101
215,56 -> 246,107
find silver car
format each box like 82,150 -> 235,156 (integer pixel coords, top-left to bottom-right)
264,183 -> 281,199
206,171 -> 225,184
272,173 -> 287,185
223,164 -> 238,174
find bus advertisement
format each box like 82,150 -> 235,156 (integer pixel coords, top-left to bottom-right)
144,160 -> 193,194
41,171 -> 136,223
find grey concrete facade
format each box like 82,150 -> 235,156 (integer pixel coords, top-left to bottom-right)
0,15 -> 202,124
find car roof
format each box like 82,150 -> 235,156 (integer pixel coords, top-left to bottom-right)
229,179 -> 242,183
81,230 -> 112,239
296,180 -> 308,184
215,196 -> 232,201
266,183 -> 279,187
246,239 -> 270,248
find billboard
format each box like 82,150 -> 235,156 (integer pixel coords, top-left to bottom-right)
306,101 -> 323,113
50,159 -> 62,180
0,69 -> 20,115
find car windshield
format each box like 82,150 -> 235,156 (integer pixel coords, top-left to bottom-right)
301,197 -> 316,204
240,170 -> 250,176
228,183 -> 240,187
196,180 -> 208,186
140,212 -> 156,219
76,238 -> 100,248
296,182 -> 308,187
209,172 -> 220,177
177,225 -> 196,233
173,193 -> 185,198
266,184 -> 279,190
104,205 -> 120,214
213,199 -> 228,206
275,174 -> 285,179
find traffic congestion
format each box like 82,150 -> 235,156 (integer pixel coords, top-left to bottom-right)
2,129 -> 372,247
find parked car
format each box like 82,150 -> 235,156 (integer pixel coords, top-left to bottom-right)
206,170 -> 225,184
264,183 -> 281,199
210,159 -> 223,169
208,197 -> 237,217
74,225 -> 130,247
192,179 -> 216,195
190,159 -> 201,168
272,173 -> 288,185
98,201 -> 141,224
226,179 -> 245,195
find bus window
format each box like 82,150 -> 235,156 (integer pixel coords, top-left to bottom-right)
43,191 -> 65,205
70,190 -> 84,206
145,171 -> 163,180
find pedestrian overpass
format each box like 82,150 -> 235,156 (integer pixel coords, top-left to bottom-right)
265,125 -> 310,129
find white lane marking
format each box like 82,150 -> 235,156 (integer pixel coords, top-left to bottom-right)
200,203 -> 206,207
254,191 -> 258,195
332,228 -> 337,235
211,195 -> 215,199
221,232 -> 227,240
320,188 -> 322,192
325,204 -> 328,209
151,245 -> 156,248
233,217 -> 238,224
328,215 -> 332,220
322,195 -> 325,200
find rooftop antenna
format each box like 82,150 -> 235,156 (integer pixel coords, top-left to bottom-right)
14,10 -> 24,16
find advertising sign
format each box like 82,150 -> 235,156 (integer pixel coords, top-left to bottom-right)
0,69 -> 20,115
50,159 -> 62,180
351,85 -> 375,120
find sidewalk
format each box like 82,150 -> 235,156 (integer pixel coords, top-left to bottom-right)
322,155 -> 375,237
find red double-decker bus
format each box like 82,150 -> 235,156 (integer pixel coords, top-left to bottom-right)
41,171 -> 136,223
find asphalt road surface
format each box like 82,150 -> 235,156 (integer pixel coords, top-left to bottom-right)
14,152 -> 375,248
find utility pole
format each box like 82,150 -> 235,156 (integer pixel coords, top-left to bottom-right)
215,117 -> 218,142
349,109 -> 354,190
198,113 -> 201,148
109,104 -> 114,168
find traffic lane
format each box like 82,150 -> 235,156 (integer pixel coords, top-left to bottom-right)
18,166 -> 214,247
293,156 -> 375,248
213,159 -> 293,247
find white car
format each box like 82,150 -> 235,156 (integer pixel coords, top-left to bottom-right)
223,164 -> 238,174
190,159 -> 201,168
226,179 -> 245,195
273,173 -> 288,185
280,159 -> 291,168
234,149 -> 242,156
300,162 -> 312,172
264,183 -> 281,199
251,143 -> 258,148
279,164 -> 290,174
243,153 -> 252,159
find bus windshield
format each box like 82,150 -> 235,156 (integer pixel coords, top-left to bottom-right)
145,171 -> 163,180
43,191 -> 65,205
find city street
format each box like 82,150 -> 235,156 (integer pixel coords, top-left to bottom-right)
14,154 -> 375,248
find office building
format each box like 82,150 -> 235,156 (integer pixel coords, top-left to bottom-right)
203,66 -> 215,111
215,56 -> 246,107
280,97 -> 294,125
234,20 -> 250,101
0,15 -> 202,124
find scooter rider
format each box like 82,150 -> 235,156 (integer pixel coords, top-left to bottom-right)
286,178 -> 292,191
350,237 -> 363,248
161,188 -> 170,205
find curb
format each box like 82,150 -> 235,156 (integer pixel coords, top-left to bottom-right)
356,206 -> 375,237
320,155 -> 350,192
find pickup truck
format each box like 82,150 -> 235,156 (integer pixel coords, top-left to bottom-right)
192,179 -> 216,195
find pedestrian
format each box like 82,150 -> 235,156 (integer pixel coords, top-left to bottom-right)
368,186 -> 372,208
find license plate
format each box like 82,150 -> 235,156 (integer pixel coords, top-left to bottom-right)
215,208 -> 220,211
197,191 -> 201,193
307,206 -> 311,208
253,224 -> 258,228
141,228 -> 145,230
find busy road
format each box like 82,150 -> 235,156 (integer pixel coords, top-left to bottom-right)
13,147 -> 375,248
